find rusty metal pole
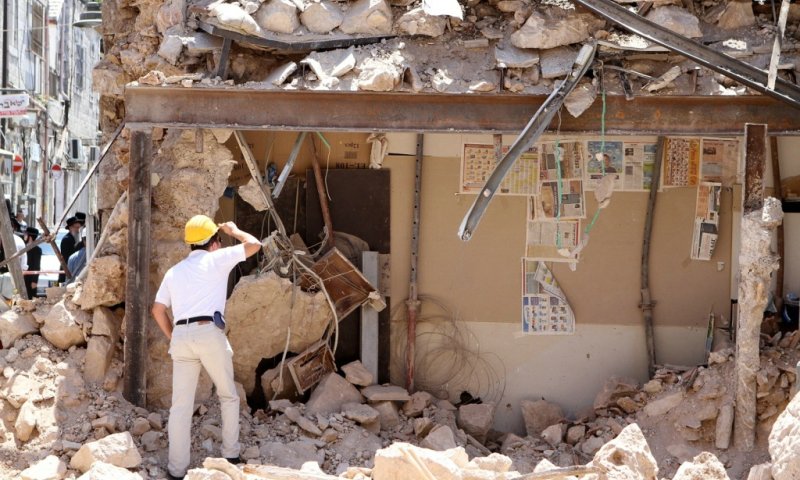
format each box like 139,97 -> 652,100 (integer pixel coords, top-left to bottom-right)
310,146 -> 335,250
406,134 -> 423,392
123,128 -> 152,407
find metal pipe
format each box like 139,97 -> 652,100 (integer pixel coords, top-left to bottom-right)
406,133 -> 423,392
272,131 -> 307,198
310,148 -> 334,250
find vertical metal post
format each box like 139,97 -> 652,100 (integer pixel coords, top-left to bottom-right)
770,136 -> 784,309
360,251 -> 379,381
0,183 -> 27,299
640,137 -> 664,377
406,133 -> 423,392
123,128 -> 151,407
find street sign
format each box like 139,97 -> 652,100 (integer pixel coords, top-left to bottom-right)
51,164 -> 63,180
0,94 -> 29,118
12,155 -> 23,173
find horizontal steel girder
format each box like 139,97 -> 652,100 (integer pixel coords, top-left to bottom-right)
125,86 -> 800,135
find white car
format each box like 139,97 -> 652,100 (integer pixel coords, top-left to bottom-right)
35,230 -> 68,297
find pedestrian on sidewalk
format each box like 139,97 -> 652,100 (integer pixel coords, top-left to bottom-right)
151,215 -> 261,480
23,227 -> 42,298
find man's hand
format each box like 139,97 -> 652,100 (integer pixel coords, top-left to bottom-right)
217,222 -> 237,236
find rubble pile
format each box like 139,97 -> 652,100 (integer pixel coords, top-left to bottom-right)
1,292 -> 800,479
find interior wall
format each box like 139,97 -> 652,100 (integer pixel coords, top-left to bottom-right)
778,137 -> 800,299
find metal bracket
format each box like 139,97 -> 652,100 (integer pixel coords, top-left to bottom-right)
457,42 -> 597,241
575,0 -> 800,110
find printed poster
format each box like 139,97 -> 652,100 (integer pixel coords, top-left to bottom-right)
540,141 -> 584,181
623,142 -> 657,191
701,138 -> 739,186
691,182 -> 721,261
538,180 -> 586,220
461,143 -> 538,195
585,141 -> 624,190
522,260 -> 575,335
663,137 -> 701,187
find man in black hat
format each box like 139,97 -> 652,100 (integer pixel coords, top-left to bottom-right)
75,212 -> 86,226
23,227 -> 41,298
59,217 -> 83,283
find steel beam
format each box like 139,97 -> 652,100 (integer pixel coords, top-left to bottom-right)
125,86 -> 800,135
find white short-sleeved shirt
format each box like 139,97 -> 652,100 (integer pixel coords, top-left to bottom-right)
14,235 -> 27,271
154,244 -> 245,324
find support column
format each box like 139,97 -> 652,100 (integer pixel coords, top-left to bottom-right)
734,124 -> 782,451
123,128 -> 152,407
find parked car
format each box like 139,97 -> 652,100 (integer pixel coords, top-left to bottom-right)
36,230 -> 68,297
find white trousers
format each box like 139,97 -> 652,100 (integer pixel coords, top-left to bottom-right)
168,322 -> 240,476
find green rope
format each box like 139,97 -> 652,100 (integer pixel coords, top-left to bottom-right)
584,86 -> 608,238
554,140 -> 564,249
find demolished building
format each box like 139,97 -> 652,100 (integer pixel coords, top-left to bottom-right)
3,0 -> 800,477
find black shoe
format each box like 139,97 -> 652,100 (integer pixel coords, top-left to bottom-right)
225,456 -> 243,464
167,474 -> 184,480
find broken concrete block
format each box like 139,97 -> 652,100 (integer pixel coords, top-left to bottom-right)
84,335 -> 115,384
301,48 -> 356,80
582,435 -> 607,455
539,46 -> 577,80
342,402 -> 380,424
645,6 -> 702,39
373,400 -> 402,430
511,9 -> 604,49
77,255 -> 127,310
209,2 -> 262,36
340,0 -> 393,35
362,385 -> 410,402
76,461 -> 144,480
140,430 -> 162,451
520,399 -> 564,437
91,307 -> 121,343
0,310 -> 38,348
770,389 -> 800,480
395,7 -> 447,37
541,423 -> 566,447
284,406 -> 323,436
184,31 -> 224,56
157,33 -> 183,66
357,58 -> 402,92
715,403 -> 734,450
183,468 -> 230,480
373,442 -> 468,479
15,399 -> 37,442
564,81 -> 597,118
494,43 -> 540,69
19,454 -> 67,480
566,424 -> 586,445
92,61 -> 128,97
457,403 -> 494,443
305,373 -> 363,415
716,0 -> 756,30
131,417 -> 151,436
1,373 -> 39,408
255,0 -> 300,34
421,424 -> 457,451
41,300 -> 87,350
590,424 -> 659,480
413,417 -> 434,437
260,440 -> 325,470
643,390 -> 684,417
341,360 -> 374,387
301,0 -> 344,33
673,452 -> 730,480
266,61 -> 298,87
226,272 -> 333,394
70,432 -> 143,472
402,390 -> 434,418
748,463 -> 773,480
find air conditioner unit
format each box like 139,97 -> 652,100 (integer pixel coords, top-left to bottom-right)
70,139 -> 82,162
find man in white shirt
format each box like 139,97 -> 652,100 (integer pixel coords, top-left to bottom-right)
152,215 -> 261,480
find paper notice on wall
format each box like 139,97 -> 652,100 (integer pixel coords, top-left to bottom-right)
701,138 -> 740,186
623,142 -> 657,191
522,260 -> 575,335
537,180 -> 586,220
540,141 -> 584,181
585,141 -> 624,190
663,137 -> 701,187
691,182 -> 721,261
525,196 -> 581,258
460,143 -> 539,195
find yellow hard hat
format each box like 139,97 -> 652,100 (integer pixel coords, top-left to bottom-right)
184,215 -> 219,245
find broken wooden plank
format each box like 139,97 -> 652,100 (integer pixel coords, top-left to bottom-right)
286,339 -> 335,394
0,183 -> 27,300
768,0 -> 791,90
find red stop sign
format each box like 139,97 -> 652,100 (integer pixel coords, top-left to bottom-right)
12,155 -> 23,173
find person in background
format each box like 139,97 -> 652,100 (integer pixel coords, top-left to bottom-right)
15,210 -> 26,231
23,227 -> 41,298
58,217 -> 83,284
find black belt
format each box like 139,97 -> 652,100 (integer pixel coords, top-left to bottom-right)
176,316 -> 213,326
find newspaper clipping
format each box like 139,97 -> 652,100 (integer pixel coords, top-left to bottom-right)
461,143 -> 539,195
526,196 -> 581,258
701,138 -> 740,186
586,141 -> 624,190
691,182 -> 721,261
538,179 -> 586,220
622,142 -> 658,191
522,260 -> 576,335
663,137 -> 701,187
540,141 -> 584,181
